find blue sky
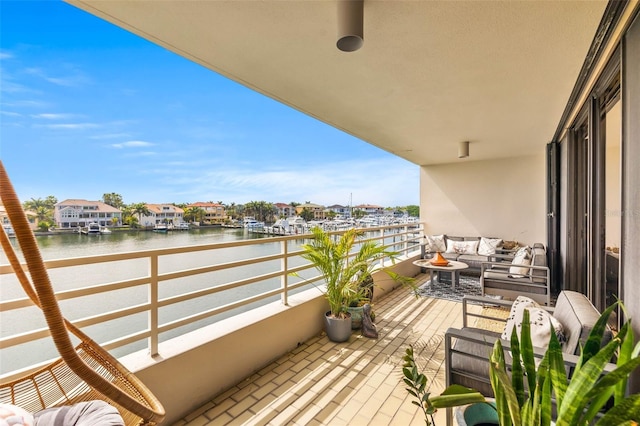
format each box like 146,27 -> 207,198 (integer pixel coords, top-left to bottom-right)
1,1 -> 418,208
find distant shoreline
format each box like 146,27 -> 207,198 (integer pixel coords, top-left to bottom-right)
33,223 -> 224,237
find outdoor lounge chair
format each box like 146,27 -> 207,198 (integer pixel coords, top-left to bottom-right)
443,293 -> 614,425
0,162 -> 165,425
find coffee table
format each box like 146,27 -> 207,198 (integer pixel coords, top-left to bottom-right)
412,259 -> 469,289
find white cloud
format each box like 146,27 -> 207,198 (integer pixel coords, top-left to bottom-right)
91,133 -> 132,140
25,66 -> 89,87
0,111 -> 22,117
43,123 -> 99,130
144,157 -> 418,206
110,141 -> 155,149
31,113 -> 77,120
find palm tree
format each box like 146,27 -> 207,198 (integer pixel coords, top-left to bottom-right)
300,207 -> 314,222
184,207 -> 205,224
130,203 -> 151,225
226,202 -> 237,220
119,205 -> 137,227
23,197 -> 56,226
299,227 -> 411,318
353,209 -> 366,220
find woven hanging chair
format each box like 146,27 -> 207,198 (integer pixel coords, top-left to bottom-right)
0,161 -> 165,425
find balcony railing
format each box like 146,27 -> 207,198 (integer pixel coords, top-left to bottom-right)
0,223 -> 422,380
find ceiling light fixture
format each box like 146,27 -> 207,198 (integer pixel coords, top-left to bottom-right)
337,0 -> 364,52
458,141 -> 470,158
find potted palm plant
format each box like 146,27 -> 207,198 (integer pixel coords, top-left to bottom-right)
300,227 -> 411,342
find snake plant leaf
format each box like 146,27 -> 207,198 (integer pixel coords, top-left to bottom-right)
578,301 -> 619,369
580,354 -> 640,422
594,393 -> 640,426
492,360 -> 522,425
519,309 -> 538,395
615,321 -> 635,403
490,341 -> 512,426
509,323 -> 525,407
556,337 -> 620,425
580,386 -> 614,423
531,353 -> 551,426
540,364 -> 553,426
547,323 -> 568,409
522,400 -> 532,425
585,351 -> 640,393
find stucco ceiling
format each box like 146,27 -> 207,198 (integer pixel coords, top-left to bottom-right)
66,0 -> 607,165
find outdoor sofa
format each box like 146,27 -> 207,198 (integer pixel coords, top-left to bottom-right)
421,235 -> 551,305
421,235 -> 509,273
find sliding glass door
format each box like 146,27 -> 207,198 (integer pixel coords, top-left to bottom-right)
566,51 -> 621,313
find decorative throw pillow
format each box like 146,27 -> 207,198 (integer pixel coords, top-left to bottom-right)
445,239 -> 479,255
478,237 -> 503,256
426,235 -> 446,252
502,240 -> 518,250
0,404 -> 34,426
502,296 -> 564,350
509,246 -> 531,277
501,296 -> 538,340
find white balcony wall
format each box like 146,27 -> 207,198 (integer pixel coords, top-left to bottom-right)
420,154 -> 546,245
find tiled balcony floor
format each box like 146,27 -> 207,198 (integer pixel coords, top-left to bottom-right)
172,274 -> 483,425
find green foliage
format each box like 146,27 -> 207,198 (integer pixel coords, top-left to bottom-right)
102,192 -> 124,209
243,200 -> 276,223
298,227 -> 411,318
299,207 -> 314,222
405,205 -> 420,217
352,209 -> 366,219
402,345 -> 486,425
22,196 -> 57,224
489,302 -> 640,426
37,220 -> 52,232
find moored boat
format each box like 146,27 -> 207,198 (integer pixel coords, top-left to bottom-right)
81,223 -> 101,235
243,217 -> 265,229
153,223 -> 169,232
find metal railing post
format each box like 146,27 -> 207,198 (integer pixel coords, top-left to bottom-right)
281,240 -> 289,306
149,253 -> 159,356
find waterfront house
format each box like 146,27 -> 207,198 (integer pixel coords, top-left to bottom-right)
54,199 -> 122,229
186,201 -> 226,224
295,202 -> 325,220
325,204 -> 351,219
273,202 -> 296,218
1,204 -> 38,232
140,204 -> 185,228
353,204 -> 384,216
4,1 -> 639,423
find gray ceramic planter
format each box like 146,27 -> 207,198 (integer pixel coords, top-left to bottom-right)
324,311 -> 352,342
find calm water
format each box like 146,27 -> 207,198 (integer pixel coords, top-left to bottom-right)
17,226 -> 268,260
0,227 -> 306,375
2,226 -> 409,374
